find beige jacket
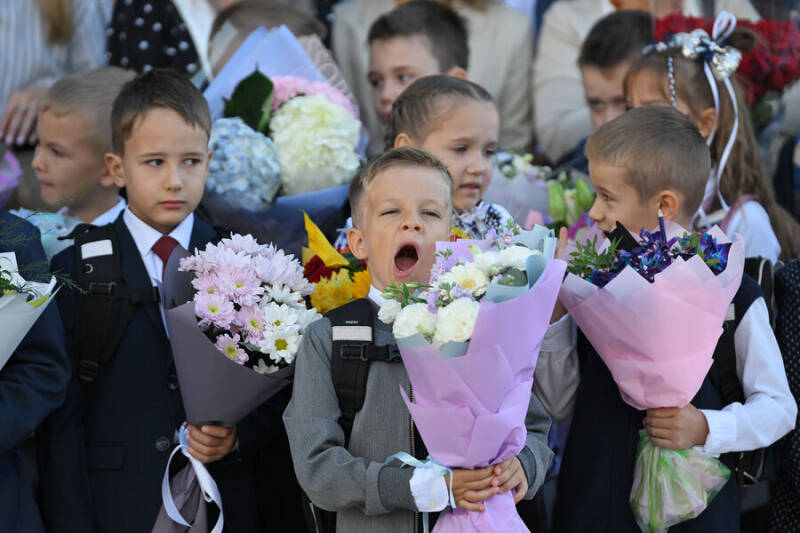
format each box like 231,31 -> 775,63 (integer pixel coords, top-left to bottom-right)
332,0 -> 535,156
533,0 -> 761,162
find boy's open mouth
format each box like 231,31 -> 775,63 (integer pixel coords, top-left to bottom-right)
393,243 -> 420,278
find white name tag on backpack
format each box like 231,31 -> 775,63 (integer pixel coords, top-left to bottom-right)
332,326 -> 372,342
81,239 -> 113,259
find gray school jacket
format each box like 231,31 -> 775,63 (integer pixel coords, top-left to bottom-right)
283,303 -> 554,533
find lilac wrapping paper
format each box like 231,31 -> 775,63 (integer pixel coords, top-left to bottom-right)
397,257 -> 567,532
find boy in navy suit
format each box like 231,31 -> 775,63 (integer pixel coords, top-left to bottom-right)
0,210 -> 69,533
38,69 -> 280,532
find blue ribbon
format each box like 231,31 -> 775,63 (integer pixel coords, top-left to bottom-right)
385,452 -> 457,533
161,426 -> 224,533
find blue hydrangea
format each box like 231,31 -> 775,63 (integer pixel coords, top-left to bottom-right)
207,118 -> 282,210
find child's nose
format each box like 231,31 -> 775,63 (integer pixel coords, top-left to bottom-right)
401,214 -> 423,232
588,200 -> 603,223
32,144 -> 45,173
164,163 -> 183,190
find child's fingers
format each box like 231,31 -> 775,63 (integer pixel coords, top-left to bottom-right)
643,416 -> 675,430
453,465 -> 495,485
646,407 -> 679,418
648,436 -> 678,449
645,426 -> 674,441
491,461 -> 518,488
555,227 -> 568,258
513,480 -> 529,504
462,486 -> 498,504
200,424 -> 235,438
456,499 -> 485,512
187,426 -> 227,448
499,470 -> 525,493
185,445 -> 223,464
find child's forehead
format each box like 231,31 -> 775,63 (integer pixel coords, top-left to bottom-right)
125,108 -> 209,147
370,34 -> 439,68
367,165 -> 450,201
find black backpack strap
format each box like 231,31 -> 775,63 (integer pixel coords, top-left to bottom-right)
327,298 -> 401,446
708,275 -> 766,486
70,224 -> 159,383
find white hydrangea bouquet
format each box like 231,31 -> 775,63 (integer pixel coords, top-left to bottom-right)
378,222 -> 567,533
220,70 -> 362,197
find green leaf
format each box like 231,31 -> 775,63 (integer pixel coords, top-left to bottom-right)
223,70 -> 274,134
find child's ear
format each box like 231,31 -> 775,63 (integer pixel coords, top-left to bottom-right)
656,190 -> 681,221
695,107 -> 717,140
347,226 -> 368,261
105,153 -> 126,189
394,133 -> 414,148
205,149 -> 213,173
98,163 -> 116,188
446,66 -> 468,80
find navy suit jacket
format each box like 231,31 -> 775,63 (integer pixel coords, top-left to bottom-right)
38,213 -> 290,533
0,210 -> 69,533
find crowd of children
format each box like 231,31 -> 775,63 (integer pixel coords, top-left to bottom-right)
2,1 -> 799,533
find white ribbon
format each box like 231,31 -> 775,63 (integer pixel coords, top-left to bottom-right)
161,426 -> 224,533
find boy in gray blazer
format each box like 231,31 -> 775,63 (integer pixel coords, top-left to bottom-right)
284,147 -> 554,533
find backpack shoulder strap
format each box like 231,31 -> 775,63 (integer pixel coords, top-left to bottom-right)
327,298 -> 400,446
709,275 -> 763,407
69,224 -> 159,383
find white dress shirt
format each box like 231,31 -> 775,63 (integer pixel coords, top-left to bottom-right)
122,208 -> 194,288
699,297 -> 797,455
91,197 -> 127,227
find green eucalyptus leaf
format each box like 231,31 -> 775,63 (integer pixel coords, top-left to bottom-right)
223,70 -> 274,134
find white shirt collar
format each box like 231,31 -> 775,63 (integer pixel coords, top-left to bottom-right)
368,285 -> 387,307
122,207 -> 194,262
91,197 -> 127,226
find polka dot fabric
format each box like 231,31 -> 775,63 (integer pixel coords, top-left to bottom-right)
770,259 -> 800,533
106,0 -> 200,75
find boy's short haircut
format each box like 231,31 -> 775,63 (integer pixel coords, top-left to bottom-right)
367,0 -> 469,73
111,69 -> 211,154
578,10 -> 653,69
41,67 -> 136,151
585,106 -> 710,216
350,146 -> 453,227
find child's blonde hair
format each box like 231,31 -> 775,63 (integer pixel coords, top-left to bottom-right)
349,147 -> 453,227
42,67 -> 136,153
384,75 -> 495,149
626,30 -> 800,259
586,105 -> 711,219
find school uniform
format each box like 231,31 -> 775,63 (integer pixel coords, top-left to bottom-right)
0,210 -> 69,533
284,287 -> 554,533
551,276 -> 797,532
38,209 -> 293,532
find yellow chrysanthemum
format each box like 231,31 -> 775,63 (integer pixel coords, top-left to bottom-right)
310,270 -> 355,315
450,226 -> 470,240
351,269 -> 371,299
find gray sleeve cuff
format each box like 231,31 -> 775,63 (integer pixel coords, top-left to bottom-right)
377,465 -> 417,512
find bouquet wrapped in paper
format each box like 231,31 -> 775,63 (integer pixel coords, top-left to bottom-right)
0,251 -> 57,370
484,152 -> 593,239
154,234 -> 320,533
559,220 -> 744,533
379,222 -> 566,532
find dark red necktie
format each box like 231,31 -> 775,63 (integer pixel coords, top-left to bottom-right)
152,236 -> 179,279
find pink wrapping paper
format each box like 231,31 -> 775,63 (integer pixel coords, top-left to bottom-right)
558,223 -> 744,410
397,258 -> 567,533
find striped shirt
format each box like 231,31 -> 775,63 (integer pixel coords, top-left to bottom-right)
0,0 -> 107,116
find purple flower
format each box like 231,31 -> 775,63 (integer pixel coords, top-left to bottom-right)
194,292 -> 237,330
215,333 -> 248,364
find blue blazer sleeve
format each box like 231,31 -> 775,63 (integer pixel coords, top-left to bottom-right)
0,215 -> 69,455
37,246 -> 97,533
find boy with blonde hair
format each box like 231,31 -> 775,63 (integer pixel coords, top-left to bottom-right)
32,67 -> 134,225
285,147 -> 554,532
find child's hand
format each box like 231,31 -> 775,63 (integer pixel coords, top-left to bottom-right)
185,423 -> 238,463
550,227 -> 569,323
451,465 -> 497,511
644,405 -> 709,450
555,226 -> 568,259
491,457 -> 528,503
